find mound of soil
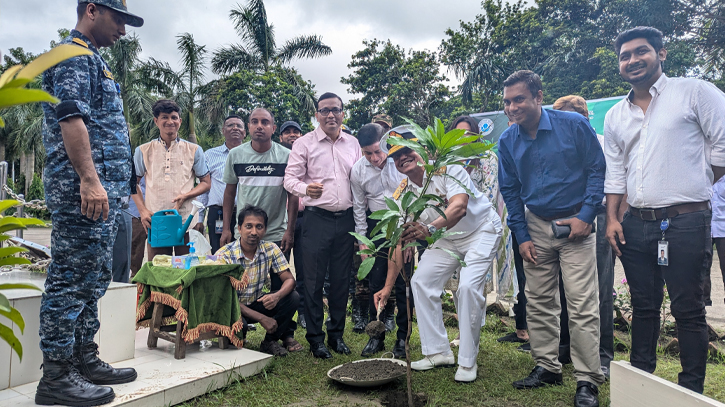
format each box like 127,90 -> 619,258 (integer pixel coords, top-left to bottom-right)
365,320 -> 386,338
330,360 -> 406,382
381,390 -> 428,407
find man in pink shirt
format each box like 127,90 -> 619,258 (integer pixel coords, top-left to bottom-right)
284,92 -> 362,359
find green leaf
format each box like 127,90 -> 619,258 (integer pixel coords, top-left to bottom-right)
356,248 -> 375,256
349,232 -> 375,250
384,197 -> 399,212
401,191 -> 415,211
371,218 -> 392,237
0,247 -> 28,259
0,88 -> 59,109
357,257 -> 376,280
0,306 -> 25,333
368,209 -> 393,220
0,323 -> 22,361
0,257 -> 31,266
0,200 -> 20,214
0,293 -> 10,313
14,44 -> 92,81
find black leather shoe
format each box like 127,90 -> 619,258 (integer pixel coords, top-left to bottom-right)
361,335 -> 385,357
392,339 -> 406,359
298,313 -> 307,330
328,338 -> 352,355
497,332 -> 528,343
310,342 -> 333,359
574,381 -> 599,407
35,358 -> 115,406
512,366 -> 563,389
73,343 -> 137,385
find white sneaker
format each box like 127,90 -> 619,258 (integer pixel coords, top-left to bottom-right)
410,353 -> 456,371
455,364 -> 478,383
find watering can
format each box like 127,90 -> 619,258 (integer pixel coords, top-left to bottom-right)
148,200 -> 204,248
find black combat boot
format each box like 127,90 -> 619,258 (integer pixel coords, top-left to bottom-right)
73,343 -> 138,385
383,299 -> 396,332
35,357 -> 115,406
351,297 -> 368,334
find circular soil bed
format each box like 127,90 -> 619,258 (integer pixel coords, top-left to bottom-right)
329,360 -> 406,382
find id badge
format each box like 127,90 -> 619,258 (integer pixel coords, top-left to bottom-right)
215,219 -> 224,234
657,240 -> 669,266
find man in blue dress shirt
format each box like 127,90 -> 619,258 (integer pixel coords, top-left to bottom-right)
498,70 -> 606,407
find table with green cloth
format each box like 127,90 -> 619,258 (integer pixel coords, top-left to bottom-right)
132,263 -> 248,347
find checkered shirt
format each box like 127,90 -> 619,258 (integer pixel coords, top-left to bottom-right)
215,240 -> 290,305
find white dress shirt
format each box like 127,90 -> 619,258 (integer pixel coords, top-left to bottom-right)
350,157 -> 405,238
197,143 -> 232,220
604,74 -> 725,208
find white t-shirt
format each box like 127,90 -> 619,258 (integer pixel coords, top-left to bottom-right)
393,165 -> 493,240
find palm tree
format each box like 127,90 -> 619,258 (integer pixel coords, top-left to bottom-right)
144,33 -> 226,144
102,34 -> 164,148
211,0 -> 332,115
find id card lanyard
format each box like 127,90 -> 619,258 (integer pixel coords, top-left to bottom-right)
658,219 -> 670,266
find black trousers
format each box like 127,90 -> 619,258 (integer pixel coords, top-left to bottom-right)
366,217 -> 413,341
243,290 -> 300,342
207,205 -> 236,254
619,209 -> 711,393
302,207 -> 355,344
293,212 -> 305,314
511,233 -> 528,331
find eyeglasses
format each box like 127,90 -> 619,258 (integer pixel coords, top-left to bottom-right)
317,108 -> 343,116
225,123 -> 244,129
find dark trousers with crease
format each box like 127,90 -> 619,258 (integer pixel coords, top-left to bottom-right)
302,208 -> 355,344
511,233 -> 528,330
243,290 -> 300,342
366,217 -> 413,341
293,213 -> 305,315
619,209 -> 711,393
206,205 -> 236,255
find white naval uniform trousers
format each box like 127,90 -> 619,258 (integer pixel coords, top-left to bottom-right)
411,209 -> 502,368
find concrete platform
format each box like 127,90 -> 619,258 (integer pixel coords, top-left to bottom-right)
0,328 -> 272,407
0,270 -> 136,390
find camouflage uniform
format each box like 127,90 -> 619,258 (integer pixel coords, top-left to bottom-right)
39,30 -> 132,361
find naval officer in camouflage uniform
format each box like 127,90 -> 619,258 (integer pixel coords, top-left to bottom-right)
36,2 -> 143,406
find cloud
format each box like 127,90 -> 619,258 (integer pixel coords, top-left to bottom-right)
0,0 -> 483,101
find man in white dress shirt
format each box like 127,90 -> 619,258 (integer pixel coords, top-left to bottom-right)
604,26 -> 725,394
196,115 -> 245,253
351,124 -> 406,358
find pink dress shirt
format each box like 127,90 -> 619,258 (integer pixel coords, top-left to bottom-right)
284,127 -> 362,212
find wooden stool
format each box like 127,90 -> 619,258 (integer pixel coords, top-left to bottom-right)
146,302 -> 230,359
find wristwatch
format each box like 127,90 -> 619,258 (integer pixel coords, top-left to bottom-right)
426,224 -> 437,236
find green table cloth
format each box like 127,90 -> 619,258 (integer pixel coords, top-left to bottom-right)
132,263 -> 247,347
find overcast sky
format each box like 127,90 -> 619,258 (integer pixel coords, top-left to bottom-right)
0,0 -> 488,102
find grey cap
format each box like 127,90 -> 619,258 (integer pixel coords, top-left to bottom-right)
280,121 -> 302,133
78,0 -> 144,27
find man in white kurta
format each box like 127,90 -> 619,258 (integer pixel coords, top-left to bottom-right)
373,128 -> 502,383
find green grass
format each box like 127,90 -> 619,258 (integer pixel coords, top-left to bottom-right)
176,314 -> 725,407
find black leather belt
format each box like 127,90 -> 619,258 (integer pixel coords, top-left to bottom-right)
307,206 -> 352,218
629,201 -> 711,221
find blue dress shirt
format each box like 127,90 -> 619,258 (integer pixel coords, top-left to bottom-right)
498,108 -> 605,244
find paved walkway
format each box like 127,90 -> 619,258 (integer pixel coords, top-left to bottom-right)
19,226 -> 725,330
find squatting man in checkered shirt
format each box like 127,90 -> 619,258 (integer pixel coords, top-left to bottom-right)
215,205 -> 304,357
